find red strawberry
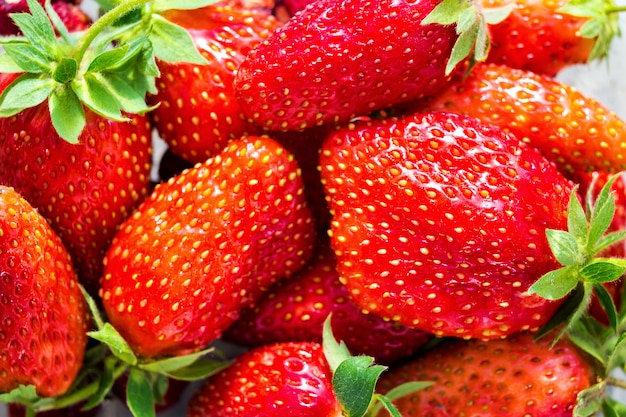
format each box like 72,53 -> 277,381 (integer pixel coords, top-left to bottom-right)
149,1 -> 282,164
0,186 -> 89,398
234,0 -> 462,132
224,237 -> 433,364
376,332 -> 593,416
100,136 -> 316,358
186,342 -> 343,417
319,111 -> 574,339
0,73 -> 153,296
51,1 -> 91,32
0,0 -> 86,35
482,0 -> 597,76
412,63 -> 626,176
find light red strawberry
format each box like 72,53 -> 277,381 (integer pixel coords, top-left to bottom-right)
0,73 -> 154,296
234,0 -> 463,132
375,332 -> 594,416
412,63 -> 626,176
100,136 -> 316,358
223,237 -> 433,364
149,1 -> 282,164
319,111 -> 573,339
0,185 -> 89,398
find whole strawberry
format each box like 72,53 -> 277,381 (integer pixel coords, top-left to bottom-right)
0,73 -> 153,296
320,111 -> 573,339
149,1 -> 282,164
100,136 -> 316,358
0,186 -> 89,398
413,63 -> 626,176
224,237 -> 432,364
187,342 -> 342,417
234,0 -> 462,131
376,332 -> 593,416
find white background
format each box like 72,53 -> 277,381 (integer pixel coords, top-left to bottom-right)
1,1 -> 626,416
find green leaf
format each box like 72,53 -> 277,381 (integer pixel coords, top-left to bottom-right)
0,385 -> 40,405
456,5 -> 478,34
473,16 -> 490,62
588,174 -> 619,250
88,323 -> 138,366
567,315 -> 608,365
149,14 -> 208,64
322,314 -> 352,373
593,230 -> 626,255
0,74 -> 54,116
83,356 -> 120,410
52,57 -> 78,84
603,397 -> 626,417
139,347 -> 215,374
164,358 -> 232,381
87,44 -> 131,73
528,266 -> 579,300
606,333 -> 626,372
534,281 -> 586,340
80,285 -> 106,330
446,21 -> 479,75
482,4 -> 514,24
567,187 -> 588,243
44,0 -> 72,44
593,283 -> 618,332
368,381 -> 434,417
333,356 -> 386,417
126,368 -> 155,417
3,43 -> 52,73
574,381 -> 606,417
49,85 -> 85,144
580,260 -> 626,283
101,73 -> 153,114
72,73 -> 127,122
546,229 -> 580,266
12,0 -> 58,54
153,0 -> 219,11
421,0 -> 470,26
0,53 -> 26,73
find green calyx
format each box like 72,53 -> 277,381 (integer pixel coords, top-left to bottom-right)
0,0 -> 216,144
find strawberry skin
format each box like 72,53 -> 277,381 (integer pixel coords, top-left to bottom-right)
376,332 -> 593,416
413,63 -> 626,176
224,237 -> 432,364
0,186 -> 89,397
100,136 -> 316,358
319,111 -> 573,339
483,0 -> 595,76
0,73 -> 153,296
187,342 -> 342,417
234,0 -> 461,131
149,1 -> 282,164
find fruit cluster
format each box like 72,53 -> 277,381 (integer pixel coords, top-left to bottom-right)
1,0 -> 626,416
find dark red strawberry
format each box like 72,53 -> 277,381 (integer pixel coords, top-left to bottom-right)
0,72 -> 153,296
376,332 -> 594,416
319,111 -> 573,339
234,0 -> 462,132
148,1 -> 282,164
0,186 -> 89,398
413,63 -> 626,176
100,136 -> 316,358
224,237 -> 432,364
186,342 -> 342,417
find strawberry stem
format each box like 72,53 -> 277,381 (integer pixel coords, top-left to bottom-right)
606,376 -> 626,390
607,5 -> 626,13
73,0 -> 152,64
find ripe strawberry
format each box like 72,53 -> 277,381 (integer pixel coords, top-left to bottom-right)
0,186 -> 89,398
51,1 -> 91,32
100,136 -> 316,358
224,237 -> 433,364
0,72 -> 153,296
319,111 -> 574,339
148,1 -> 282,164
413,63 -> 626,176
234,0 -> 462,132
187,342 -> 343,417
375,332 -> 593,416
482,0 -> 597,76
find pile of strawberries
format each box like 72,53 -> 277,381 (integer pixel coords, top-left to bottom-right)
1,0 -> 626,416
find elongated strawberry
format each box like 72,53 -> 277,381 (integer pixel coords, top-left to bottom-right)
0,186 -> 89,398
149,1 -> 282,164
375,332 -> 593,416
100,136 -> 316,358
319,111 -> 573,339
0,73 -> 153,296
234,0 -> 463,132
413,63 -> 626,176
224,237 -> 432,364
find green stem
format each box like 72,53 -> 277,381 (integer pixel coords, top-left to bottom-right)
607,5 -> 626,13
73,0 -> 153,65
606,376 -> 626,390
25,407 -> 36,417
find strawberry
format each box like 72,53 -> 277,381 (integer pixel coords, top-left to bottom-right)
148,1 -> 282,164
0,72 -> 153,296
412,63 -> 626,176
234,0 -> 464,132
50,1 -> 91,33
319,111 -> 574,339
99,136 -> 316,358
375,332 -> 593,416
0,186 -> 89,398
186,342 -> 342,417
0,0 -> 81,35
223,237 -> 433,365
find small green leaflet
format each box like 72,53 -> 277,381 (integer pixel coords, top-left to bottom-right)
322,315 -> 352,372
149,15 -> 208,64
0,74 -> 55,117
546,228 -> 581,266
0,384 -> 40,405
529,266 -> 579,300
49,84 -> 85,144
574,381 -> 606,417
88,323 -> 138,366
333,356 -> 387,417
127,368 -> 155,417
153,0 -> 220,11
